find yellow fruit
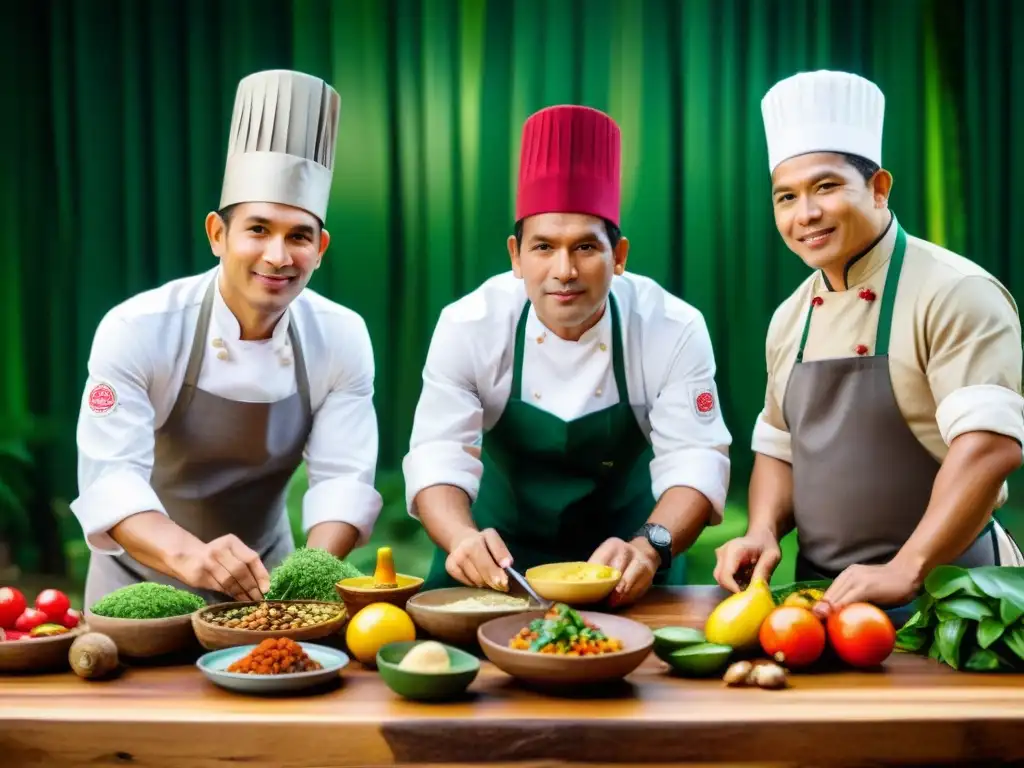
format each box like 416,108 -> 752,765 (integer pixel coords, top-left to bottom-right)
783,588 -> 825,610
704,578 -> 776,651
373,546 -> 398,588
345,602 -> 416,665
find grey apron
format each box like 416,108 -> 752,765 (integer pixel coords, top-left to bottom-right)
84,276 -> 313,607
783,223 -> 1022,622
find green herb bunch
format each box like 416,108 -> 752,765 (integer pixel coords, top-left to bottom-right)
90,583 -> 206,619
264,547 -> 363,602
895,565 -> 1024,672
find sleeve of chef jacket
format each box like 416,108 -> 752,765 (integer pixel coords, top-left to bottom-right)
928,275 -> 1024,450
751,307 -> 793,463
301,314 -> 384,547
71,313 -> 168,555
402,305 -> 485,517
646,311 -> 733,525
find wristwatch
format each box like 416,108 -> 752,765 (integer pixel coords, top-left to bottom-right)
632,523 -> 673,571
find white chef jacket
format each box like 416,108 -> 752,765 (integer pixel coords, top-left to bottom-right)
71,266 -> 383,555
402,271 -> 733,523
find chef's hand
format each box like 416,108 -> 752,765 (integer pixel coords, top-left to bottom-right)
813,562 -> 920,619
588,537 -> 659,608
172,534 -> 271,602
446,528 -> 512,592
713,529 -> 782,593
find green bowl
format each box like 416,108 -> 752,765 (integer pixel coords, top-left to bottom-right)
376,641 -> 480,701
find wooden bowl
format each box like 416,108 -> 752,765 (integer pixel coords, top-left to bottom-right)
0,625 -> 88,674
334,575 -> 424,617
191,600 -> 348,651
524,562 -> 622,604
405,587 -> 539,647
477,610 -> 653,687
84,610 -> 199,658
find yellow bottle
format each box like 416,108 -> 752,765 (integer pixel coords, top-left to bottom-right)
704,578 -> 775,651
373,546 -> 399,589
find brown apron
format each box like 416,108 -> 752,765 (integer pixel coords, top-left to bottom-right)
84,276 -> 313,607
783,223 -> 1022,612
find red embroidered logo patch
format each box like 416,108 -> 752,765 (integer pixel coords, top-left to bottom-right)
88,383 -> 117,415
695,390 -> 715,413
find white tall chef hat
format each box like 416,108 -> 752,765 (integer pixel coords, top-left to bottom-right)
760,70 -> 885,173
219,69 -> 341,222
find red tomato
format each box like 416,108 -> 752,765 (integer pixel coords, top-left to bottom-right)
61,609 -> 81,629
826,602 -> 896,668
759,606 -> 827,668
0,587 -> 26,629
15,608 -> 49,633
5,630 -> 26,641
35,589 -> 71,622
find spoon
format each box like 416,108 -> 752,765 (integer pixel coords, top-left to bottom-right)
505,566 -> 551,610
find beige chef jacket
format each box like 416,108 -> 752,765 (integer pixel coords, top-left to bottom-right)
752,214 -> 1024,507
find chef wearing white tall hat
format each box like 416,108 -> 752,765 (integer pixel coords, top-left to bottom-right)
713,70 -> 1024,619
72,69 -> 383,608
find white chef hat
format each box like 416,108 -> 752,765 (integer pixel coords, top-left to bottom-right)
760,70 -> 885,173
219,69 -> 341,222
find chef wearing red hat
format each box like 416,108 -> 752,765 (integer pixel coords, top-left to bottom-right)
403,105 -> 732,606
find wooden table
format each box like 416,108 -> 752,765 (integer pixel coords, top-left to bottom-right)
2,586 -> 1022,768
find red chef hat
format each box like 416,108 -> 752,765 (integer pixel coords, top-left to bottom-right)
515,105 -> 622,228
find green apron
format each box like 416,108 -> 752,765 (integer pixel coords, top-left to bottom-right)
424,293 -> 687,591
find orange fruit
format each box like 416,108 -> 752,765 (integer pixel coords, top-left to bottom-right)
345,602 -> 416,666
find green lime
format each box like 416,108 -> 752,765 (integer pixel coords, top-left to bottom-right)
665,642 -> 733,677
652,626 -> 706,661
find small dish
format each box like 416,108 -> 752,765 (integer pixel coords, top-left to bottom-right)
335,574 -> 424,617
0,625 -> 88,673
376,640 -> 480,701
524,562 -> 622,604
477,609 -> 652,687
196,641 -> 349,694
405,587 -> 539,646
84,610 -> 199,658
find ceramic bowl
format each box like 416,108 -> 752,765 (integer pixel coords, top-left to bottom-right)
376,640 -> 480,701
524,562 -> 622,604
191,600 -> 348,651
196,641 -> 349,694
0,625 -> 88,673
405,587 -> 540,647
334,574 -> 424,617
477,609 -> 653,687
84,610 -> 199,658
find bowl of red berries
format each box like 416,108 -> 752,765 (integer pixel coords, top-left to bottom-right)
0,586 -> 86,673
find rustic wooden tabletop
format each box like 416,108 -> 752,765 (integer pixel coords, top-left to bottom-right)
2,585 -> 1022,767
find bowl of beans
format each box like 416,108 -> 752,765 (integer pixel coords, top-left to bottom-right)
191,600 -> 348,651
196,637 -> 350,694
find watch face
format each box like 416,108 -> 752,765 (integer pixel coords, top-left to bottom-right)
648,525 -> 671,547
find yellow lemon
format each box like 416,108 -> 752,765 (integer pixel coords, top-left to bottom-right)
345,602 -> 416,666
704,578 -> 775,651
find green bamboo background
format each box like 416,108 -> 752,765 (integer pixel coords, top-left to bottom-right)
1,0 -> 1021,589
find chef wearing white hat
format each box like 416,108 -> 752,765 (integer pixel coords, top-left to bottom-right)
72,70 -> 383,608
713,70 -> 1024,618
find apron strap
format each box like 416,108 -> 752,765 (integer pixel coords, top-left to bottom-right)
794,223 -> 908,363
511,300 -> 531,400
171,272 -> 310,419
510,293 -> 626,401
172,275 -> 218,419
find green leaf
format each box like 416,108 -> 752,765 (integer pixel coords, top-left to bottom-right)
936,618 -> 967,669
977,617 -> 1006,649
1002,626 -> 1024,662
963,647 -> 1015,672
925,565 -> 982,599
928,637 -> 942,660
894,627 -> 930,653
935,596 -> 996,622
898,609 -> 930,632
966,567 -> 1024,610
1001,597 -> 1024,626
